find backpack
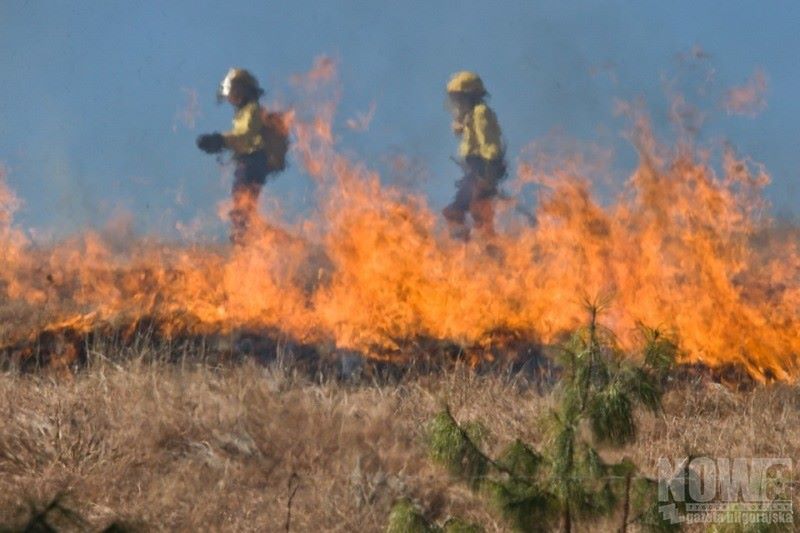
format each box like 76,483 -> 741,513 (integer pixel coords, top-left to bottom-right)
260,108 -> 290,173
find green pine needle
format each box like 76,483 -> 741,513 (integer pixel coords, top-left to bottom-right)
428,409 -> 489,488
386,499 -> 439,533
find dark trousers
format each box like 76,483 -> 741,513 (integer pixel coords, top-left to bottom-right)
230,151 -> 269,244
443,156 -> 505,237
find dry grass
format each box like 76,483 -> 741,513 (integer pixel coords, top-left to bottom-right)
1,350 -> 798,532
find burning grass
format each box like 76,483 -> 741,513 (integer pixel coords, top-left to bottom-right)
0,58 -> 798,383
0,346 -> 798,532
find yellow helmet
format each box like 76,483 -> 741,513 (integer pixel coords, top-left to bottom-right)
446,71 -> 486,96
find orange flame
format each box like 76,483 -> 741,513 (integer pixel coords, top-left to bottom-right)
0,59 -> 797,381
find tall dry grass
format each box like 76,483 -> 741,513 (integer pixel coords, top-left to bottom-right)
1,348 -> 798,532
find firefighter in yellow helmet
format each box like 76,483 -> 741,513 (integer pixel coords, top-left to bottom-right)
197,68 -> 289,244
443,71 -> 506,239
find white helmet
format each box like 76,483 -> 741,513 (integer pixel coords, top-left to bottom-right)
216,68 -> 262,102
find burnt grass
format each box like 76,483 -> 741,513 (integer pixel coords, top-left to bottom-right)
0,317 -> 559,386
0,321 -> 791,531
0,316 -> 760,391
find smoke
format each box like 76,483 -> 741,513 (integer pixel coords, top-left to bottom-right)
172,87 -> 202,132
724,69 -> 768,117
0,165 -> 22,230
346,101 -> 377,132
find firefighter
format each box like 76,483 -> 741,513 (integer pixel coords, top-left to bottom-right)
443,71 -> 506,240
197,68 -> 288,244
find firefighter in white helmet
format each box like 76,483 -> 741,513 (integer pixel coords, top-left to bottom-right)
197,68 -> 289,244
443,71 -> 506,240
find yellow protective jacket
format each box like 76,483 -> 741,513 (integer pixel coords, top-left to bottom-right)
223,101 -> 266,156
456,103 -> 503,161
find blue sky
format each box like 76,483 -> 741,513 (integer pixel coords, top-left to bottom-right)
1,1 -> 798,238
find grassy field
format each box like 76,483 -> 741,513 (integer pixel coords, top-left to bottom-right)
1,350 -> 798,532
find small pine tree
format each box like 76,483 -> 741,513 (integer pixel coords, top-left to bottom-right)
547,299 -> 676,531
390,300 -> 681,533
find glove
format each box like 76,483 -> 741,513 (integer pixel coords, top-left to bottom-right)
196,133 -> 225,154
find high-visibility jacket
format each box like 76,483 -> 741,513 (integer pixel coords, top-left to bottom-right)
457,103 -> 504,161
223,101 -> 266,156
